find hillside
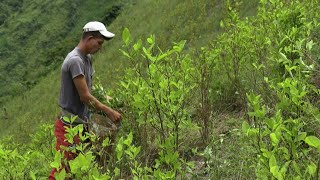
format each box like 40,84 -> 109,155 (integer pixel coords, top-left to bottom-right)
0,0 -> 123,105
0,0 -> 125,138
2,0 -> 320,179
0,0 -> 257,141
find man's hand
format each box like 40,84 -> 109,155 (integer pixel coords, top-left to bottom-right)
105,95 -> 113,101
106,108 -> 121,122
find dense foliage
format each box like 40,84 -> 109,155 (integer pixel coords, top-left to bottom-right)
0,0 -> 123,105
1,0 -> 320,179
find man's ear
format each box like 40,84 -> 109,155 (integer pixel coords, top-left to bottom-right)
83,35 -> 94,42
87,36 -> 94,40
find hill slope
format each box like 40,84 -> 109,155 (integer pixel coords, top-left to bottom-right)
0,0 -> 258,141
2,1 -> 320,179
0,0 -> 123,105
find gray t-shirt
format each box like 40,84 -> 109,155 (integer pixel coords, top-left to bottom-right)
59,47 -> 94,121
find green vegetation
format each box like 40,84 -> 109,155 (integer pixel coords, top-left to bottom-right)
2,0 -> 320,179
0,0 -> 123,105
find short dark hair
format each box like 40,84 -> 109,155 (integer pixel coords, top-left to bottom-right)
82,31 -> 111,40
82,31 -> 104,40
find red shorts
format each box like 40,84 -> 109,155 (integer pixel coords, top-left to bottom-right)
49,119 -> 81,180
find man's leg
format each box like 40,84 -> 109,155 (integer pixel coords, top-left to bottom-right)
49,119 -> 80,180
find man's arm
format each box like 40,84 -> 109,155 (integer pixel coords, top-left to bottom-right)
73,75 -> 121,121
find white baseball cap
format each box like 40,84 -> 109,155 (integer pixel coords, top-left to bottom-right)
83,21 -> 115,39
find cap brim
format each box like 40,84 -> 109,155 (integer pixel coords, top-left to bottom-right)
100,30 -> 115,39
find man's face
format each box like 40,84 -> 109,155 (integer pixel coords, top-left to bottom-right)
88,37 -> 105,54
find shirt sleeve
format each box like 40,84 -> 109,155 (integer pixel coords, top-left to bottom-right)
68,56 -> 85,79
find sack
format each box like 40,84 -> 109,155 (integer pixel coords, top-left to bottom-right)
88,113 -> 120,137
89,113 -> 120,168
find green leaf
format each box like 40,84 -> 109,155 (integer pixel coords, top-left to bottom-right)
247,128 -> 258,137
159,79 -> 168,89
270,133 -> 279,146
119,49 -> 131,59
220,20 -> 225,28
142,47 -> 156,61
54,168 -> 66,180
305,136 -> 320,148
69,159 -> 79,174
30,171 -> 37,180
132,146 -> 141,159
278,147 -> 289,160
306,40 -> 314,51
173,40 -> 186,52
114,167 -> 120,177
149,64 -> 157,76
261,148 -> 271,158
62,116 -> 70,123
116,137 -> 124,161
242,121 -> 250,134
125,149 -> 134,159
124,132 -> 133,146
120,81 -> 129,89
308,162 -> 317,175
122,28 -> 131,46
157,50 -> 172,61
51,151 -> 62,169
297,132 -> 306,141
133,94 -> 144,109
292,161 -> 302,176
269,154 -> 284,179
269,154 -> 277,168
265,118 -> 274,129
147,35 -> 155,44
133,39 -> 142,51
102,137 -> 110,147
50,161 -> 60,169
280,161 -> 291,175
279,52 -> 288,61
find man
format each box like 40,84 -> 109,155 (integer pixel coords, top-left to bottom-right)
49,21 -> 121,179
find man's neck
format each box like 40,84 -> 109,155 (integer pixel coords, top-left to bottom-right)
77,41 -> 89,55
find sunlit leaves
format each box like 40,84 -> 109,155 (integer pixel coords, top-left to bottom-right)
116,137 -> 124,161
102,137 -> 110,147
245,85 -> 318,179
50,151 -> 62,169
304,136 -> 320,149
270,133 -> 279,146
133,39 -> 142,51
241,121 -> 250,134
306,40 -> 315,51
119,28 -> 194,143
307,162 -> 317,176
54,169 -> 66,180
118,28 -> 196,178
122,27 -> 131,46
